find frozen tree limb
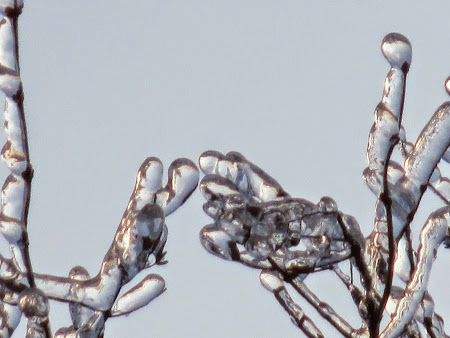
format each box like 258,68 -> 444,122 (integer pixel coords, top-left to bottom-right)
198,151 -> 366,336
0,1 -> 50,336
0,1 -> 200,336
198,32 -> 449,338
33,158 -> 198,333
380,207 -> 450,338
259,270 -> 324,338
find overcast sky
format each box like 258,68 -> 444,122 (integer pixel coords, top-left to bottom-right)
3,1 -> 449,337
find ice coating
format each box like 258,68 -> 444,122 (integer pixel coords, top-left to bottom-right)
381,208 -> 449,338
198,151 -> 360,272
445,76 -> 450,96
110,274 -> 165,316
155,158 -> 199,216
381,33 -> 412,71
18,288 -> 50,337
259,270 -> 284,292
0,0 -> 23,15
197,33 -> 449,337
28,157 -> 197,334
318,196 -> 338,213
0,18 -> 20,97
404,102 -> 450,187
0,2 -> 37,335
68,266 -> 95,330
199,224 -> 239,261
0,154 -> 198,336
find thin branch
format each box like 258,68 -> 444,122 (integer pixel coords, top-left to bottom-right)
288,275 -> 356,337
259,270 -> 324,338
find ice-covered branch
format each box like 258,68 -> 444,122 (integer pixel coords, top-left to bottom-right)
0,1 -> 200,335
380,207 -> 449,338
363,36 -> 411,325
37,158 -> 198,335
197,32 -> 449,337
0,1 -> 52,336
198,151 -> 366,335
259,271 -> 324,338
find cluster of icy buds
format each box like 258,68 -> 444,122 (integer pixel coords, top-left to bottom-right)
199,150 -> 363,273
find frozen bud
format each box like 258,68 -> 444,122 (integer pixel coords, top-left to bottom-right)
0,1 -> 23,17
200,175 -> 240,200
54,327 -> 77,338
260,270 -> 284,292
69,266 -> 90,281
136,204 -> 165,241
111,274 -> 165,317
198,150 -> 224,174
0,70 -> 20,96
69,266 -> 93,330
318,196 -> 338,213
339,214 -> 364,247
18,288 -> 49,320
136,157 -> 163,193
157,158 -> 199,216
199,224 -> 240,261
381,33 -> 412,71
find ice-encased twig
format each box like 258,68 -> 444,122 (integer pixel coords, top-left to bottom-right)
199,151 -> 360,273
380,207 -> 450,338
0,155 -> 197,335
18,287 -> 50,338
32,158 -> 197,334
259,270 -> 324,338
363,35 -> 411,322
429,168 -> 450,203
287,275 -> 356,337
198,151 -> 367,335
0,1 -> 53,336
363,32 -> 450,338
0,4 -> 201,334
198,32 -> 449,337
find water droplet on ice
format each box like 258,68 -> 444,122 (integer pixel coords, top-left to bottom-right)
318,196 -> 338,213
381,33 -> 412,70
445,76 -> 450,96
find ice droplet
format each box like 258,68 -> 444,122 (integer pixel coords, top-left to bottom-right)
260,270 -> 284,292
18,288 -> 49,319
381,33 -> 412,70
445,76 -> 450,96
198,150 -> 223,174
69,266 -> 94,329
318,196 -> 337,213
199,224 -> 240,261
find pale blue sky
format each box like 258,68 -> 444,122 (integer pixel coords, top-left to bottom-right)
4,1 -> 449,337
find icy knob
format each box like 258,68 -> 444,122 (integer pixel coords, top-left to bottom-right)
110,274 -> 165,316
18,288 -> 49,320
318,196 -> 338,213
381,33 -> 412,70
199,225 -> 240,261
445,76 -> 450,96
260,270 -> 284,292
